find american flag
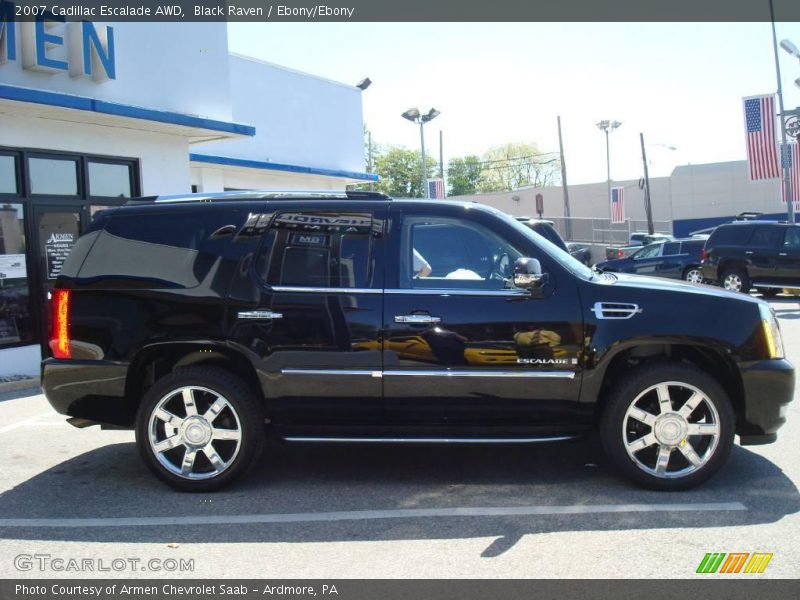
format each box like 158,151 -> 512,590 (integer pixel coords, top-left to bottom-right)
610,187 -> 625,224
743,95 -> 780,180
780,143 -> 800,208
427,178 -> 445,199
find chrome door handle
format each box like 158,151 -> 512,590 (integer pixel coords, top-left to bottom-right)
779,252 -> 788,256
238,310 -> 283,320
745,251 -> 754,255
394,314 -> 441,324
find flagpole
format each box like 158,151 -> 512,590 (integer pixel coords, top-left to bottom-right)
770,0 -> 794,222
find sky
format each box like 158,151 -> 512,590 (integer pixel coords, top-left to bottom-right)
227,22 -> 800,185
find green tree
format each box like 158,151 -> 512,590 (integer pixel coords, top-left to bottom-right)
477,143 -> 560,192
374,145 -> 437,198
447,155 -> 482,196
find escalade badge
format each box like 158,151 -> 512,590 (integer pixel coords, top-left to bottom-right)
518,358 -> 578,365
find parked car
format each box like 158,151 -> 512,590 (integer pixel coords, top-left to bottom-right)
701,220 -> 800,295
595,239 -> 705,283
566,241 -> 592,266
516,218 -> 569,252
42,191 -> 793,492
605,233 -> 675,260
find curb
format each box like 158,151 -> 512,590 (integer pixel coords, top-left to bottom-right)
0,378 -> 41,395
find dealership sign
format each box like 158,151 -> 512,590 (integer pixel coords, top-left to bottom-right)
0,1 -> 115,82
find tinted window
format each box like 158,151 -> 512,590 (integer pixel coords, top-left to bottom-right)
402,216 -> 522,290
88,162 -> 132,198
661,242 -> 680,255
708,225 -> 753,246
28,157 -> 79,196
634,243 -> 662,259
0,155 -> 17,195
256,211 -> 375,289
77,209 -> 239,289
750,226 -> 784,247
680,240 -> 704,254
784,227 -> 800,249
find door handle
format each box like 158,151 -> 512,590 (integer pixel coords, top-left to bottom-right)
238,310 -> 283,320
394,314 -> 441,324
779,252 -> 788,256
745,251 -> 754,255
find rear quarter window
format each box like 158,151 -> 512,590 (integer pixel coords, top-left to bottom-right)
707,225 -> 753,246
76,209 -> 242,289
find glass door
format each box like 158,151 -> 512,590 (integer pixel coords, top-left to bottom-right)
31,205 -> 85,348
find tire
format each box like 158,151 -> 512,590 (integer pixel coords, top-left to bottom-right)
600,362 -> 735,491
683,266 -> 704,284
135,367 -> 264,492
720,267 -> 751,293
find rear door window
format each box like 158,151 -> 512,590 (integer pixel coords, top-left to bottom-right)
255,210 -> 376,289
709,226 -> 753,246
749,226 -> 784,248
661,242 -> 680,255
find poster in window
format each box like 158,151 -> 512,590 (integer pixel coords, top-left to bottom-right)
0,254 -> 26,280
45,233 -> 75,280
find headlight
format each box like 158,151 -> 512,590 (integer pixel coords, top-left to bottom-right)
759,303 -> 785,359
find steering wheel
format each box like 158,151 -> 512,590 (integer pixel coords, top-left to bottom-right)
489,252 -> 511,281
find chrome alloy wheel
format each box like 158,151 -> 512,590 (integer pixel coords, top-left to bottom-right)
685,269 -> 703,284
622,382 -> 721,479
148,386 -> 242,480
723,273 -> 742,291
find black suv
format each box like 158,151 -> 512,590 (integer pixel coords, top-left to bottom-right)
701,221 -> 800,295
43,191 -> 794,492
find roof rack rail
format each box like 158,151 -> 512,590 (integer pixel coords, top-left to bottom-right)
126,189 -> 392,205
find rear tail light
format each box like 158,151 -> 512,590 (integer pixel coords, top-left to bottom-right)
49,289 -> 71,359
617,250 -> 624,258
700,249 -> 708,263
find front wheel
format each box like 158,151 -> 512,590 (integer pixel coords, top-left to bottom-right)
135,367 -> 264,492
600,363 -> 735,490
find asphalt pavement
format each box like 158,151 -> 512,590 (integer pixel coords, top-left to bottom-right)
1,297 -> 799,579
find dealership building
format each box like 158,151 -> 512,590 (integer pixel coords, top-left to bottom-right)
0,20 -> 374,377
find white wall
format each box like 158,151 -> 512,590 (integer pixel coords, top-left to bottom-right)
0,114 -> 191,195
194,55 -> 365,174
191,166 -> 348,192
0,22 -> 233,121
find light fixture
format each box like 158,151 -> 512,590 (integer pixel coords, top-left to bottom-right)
356,78 -> 372,90
780,39 -> 800,58
401,108 -> 421,122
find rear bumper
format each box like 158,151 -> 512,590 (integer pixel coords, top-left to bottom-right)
41,358 -> 134,427
737,358 -> 795,445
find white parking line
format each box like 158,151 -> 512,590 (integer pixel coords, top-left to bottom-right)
0,412 -> 57,435
0,502 -> 747,528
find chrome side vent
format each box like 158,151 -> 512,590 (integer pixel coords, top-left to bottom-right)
590,302 -> 642,319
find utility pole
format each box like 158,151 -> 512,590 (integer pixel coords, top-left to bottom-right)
419,122 -> 428,198
368,131 -> 374,192
557,116 -> 572,240
439,129 -> 444,180
770,0 -> 795,222
640,133 -> 655,235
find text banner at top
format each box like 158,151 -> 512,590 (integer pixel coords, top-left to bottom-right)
4,0 -> 800,22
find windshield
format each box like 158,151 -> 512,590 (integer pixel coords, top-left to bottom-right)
499,210 -> 594,280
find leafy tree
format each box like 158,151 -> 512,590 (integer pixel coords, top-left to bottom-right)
447,155 -> 482,196
373,145 -> 437,198
477,143 -> 560,192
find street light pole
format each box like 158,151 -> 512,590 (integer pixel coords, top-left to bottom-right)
596,120 -> 621,237
402,108 -> 441,199
770,0 -> 794,223
640,132 -> 655,235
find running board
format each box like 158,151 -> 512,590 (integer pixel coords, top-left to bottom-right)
282,435 -> 581,444
752,283 -> 789,289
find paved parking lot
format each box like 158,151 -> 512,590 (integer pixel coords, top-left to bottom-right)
1,298 -> 800,579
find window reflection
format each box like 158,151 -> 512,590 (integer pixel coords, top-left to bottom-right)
29,158 -> 78,196
0,204 -> 31,345
88,162 -> 132,198
0,156 -> 17,195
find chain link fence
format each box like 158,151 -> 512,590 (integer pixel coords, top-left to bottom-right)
548,217 -> 673,245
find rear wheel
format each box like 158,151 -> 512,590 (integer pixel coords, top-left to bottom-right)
683,267 -> 703,284
600,362 -> 735,490
720,267 -> 750,293
135,367 -> 264,492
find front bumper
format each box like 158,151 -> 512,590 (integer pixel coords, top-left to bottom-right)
41,358 -> 134,427
737,358 -> 794,445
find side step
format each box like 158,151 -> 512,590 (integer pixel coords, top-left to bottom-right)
282,435 -> 581,444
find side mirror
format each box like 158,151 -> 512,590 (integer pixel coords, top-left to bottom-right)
513,257 -> 548,290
